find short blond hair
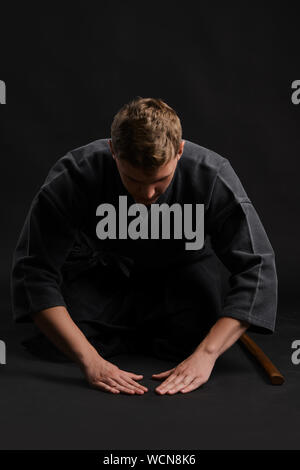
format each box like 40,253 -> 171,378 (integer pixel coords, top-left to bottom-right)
110,97 -> 182,170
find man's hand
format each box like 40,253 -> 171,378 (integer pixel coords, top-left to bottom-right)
80,352 -> 148,395
152,317 -> 249,395
152,348 -> 217,395
32,306 -> 148,395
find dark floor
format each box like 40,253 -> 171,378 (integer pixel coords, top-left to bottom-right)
0,311 -> 299,450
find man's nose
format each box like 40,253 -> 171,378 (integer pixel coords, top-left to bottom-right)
140,185 -> 156,200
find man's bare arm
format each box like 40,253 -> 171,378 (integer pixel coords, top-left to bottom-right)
193,316 -> 250,358
32,306 -> 148,395
32,306 -> 100,365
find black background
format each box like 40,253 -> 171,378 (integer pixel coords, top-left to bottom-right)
1,3 -> 299,325
1,3 -> 300,453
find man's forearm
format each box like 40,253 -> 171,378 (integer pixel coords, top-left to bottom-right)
32,306 -> 102,366
193,316 -> 250,359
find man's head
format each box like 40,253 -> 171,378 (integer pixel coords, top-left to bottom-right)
109,97 -> 185,204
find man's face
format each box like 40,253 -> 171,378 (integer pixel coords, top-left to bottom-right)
109,139 -> 185,205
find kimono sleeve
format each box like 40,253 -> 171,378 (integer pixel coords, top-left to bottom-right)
10,186 -> 80,323
207,159 -> 278,334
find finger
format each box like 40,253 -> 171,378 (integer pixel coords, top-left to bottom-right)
105,377 -> 137,394
124,377 -> 148,392
117,376 -> 146,394
166,376 -> 195,394
180,377 -> 204,393
126,372 -> 144,379
152,369 -> 174,379
156,371 -> 180,390
156,378 -> 176,393
121,372 -> 148,391
122,371 -> 148,391
109,381 -> 139,395
90,381 -> 120,394
122,373 -> 148,391
100,374 -> 146,394
112,375 -> 147,394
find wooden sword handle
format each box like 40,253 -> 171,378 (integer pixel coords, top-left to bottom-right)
239,333 -> 285,385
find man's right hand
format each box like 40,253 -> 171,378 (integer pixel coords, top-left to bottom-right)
80,352 -> 148,395
32,306 -> 148,394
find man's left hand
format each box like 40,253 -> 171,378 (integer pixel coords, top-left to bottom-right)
152,348 -> 217,395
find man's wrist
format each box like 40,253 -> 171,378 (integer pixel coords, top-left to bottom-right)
192,341 -> 219,360
75,343 -> 104,369
192,317 -> 250,360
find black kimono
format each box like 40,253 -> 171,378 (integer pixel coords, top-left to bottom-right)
10,138 -> 278,362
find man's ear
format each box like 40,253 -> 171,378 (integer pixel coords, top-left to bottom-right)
108,139 -> 116,160
177,140 -> 185,160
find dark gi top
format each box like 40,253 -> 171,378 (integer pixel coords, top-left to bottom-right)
10,138 -> 278,362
